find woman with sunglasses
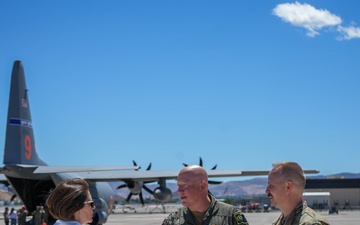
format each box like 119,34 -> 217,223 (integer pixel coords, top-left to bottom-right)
46,178 -> 95,225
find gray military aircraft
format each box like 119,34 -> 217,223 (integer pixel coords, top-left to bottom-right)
0,60 -> 320,225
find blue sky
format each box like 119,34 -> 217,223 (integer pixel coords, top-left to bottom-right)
0,1 -> 359,182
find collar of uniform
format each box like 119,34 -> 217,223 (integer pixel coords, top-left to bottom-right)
204,194 -> 217,218
283,201 -> 305,225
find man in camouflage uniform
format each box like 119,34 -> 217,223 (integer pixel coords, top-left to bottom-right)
265,162 -> 329,225
17,206 -> 28,225
162,165 -> 249,225
31,206 -> 44,225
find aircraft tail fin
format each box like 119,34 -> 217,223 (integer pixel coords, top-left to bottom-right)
3,60 -> 46,166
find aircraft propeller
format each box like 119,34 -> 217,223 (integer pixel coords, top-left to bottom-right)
116,160 -> 155,206
183,157 -> 223,185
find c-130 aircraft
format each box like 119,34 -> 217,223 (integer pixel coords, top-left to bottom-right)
0,60 -> 320,225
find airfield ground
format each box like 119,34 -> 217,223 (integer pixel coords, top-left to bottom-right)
109,203 -> 358,225
1,204 -> 358,225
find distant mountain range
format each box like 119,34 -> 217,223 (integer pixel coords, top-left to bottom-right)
112,172 -> 360,200
307,172 -> 360,179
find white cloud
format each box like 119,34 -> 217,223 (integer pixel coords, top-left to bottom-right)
337,25 -> 360,40
273,2 -> 342,37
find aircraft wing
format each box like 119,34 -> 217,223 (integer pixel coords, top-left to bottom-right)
33,165 -> 139,173
36,169 -> 319,182
0,165 -> 139,174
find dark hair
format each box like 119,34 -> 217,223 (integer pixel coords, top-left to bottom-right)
46,178 -> 90,221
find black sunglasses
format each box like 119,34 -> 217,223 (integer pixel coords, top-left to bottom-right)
84,200 -> 95,208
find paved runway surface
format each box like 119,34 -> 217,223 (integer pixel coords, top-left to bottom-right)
108,204 -> 360,225
1,204 -> 359,225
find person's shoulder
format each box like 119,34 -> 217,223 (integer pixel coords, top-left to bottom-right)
215,201 -> 247,218
216,200 -> 241,211
162,207 -> 187,225
301,206 -> 322,217
165,207 -> 188,218
214,201 -> 249,225
300,207 -> 329,225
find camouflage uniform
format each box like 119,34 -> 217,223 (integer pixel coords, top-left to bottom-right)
17,209 -> 28,225
272,201 -> 329,225
162,195 -> 249,225
31,208 -> 44,225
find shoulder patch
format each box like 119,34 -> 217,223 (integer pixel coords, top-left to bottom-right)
234,212 -> 249,225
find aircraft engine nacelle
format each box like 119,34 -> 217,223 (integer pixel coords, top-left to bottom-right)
153,186 -> 172,201
91,198 -> 108,225
128,181 -> 143,194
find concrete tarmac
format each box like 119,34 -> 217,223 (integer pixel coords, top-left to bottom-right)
2,204 -> 359,225
108,204 -> 360,225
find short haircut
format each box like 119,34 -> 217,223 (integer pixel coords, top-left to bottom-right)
46,178 -> 90,221
273,162 -> 306,189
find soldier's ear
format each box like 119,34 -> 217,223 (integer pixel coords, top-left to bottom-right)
286,180 -> 293,191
